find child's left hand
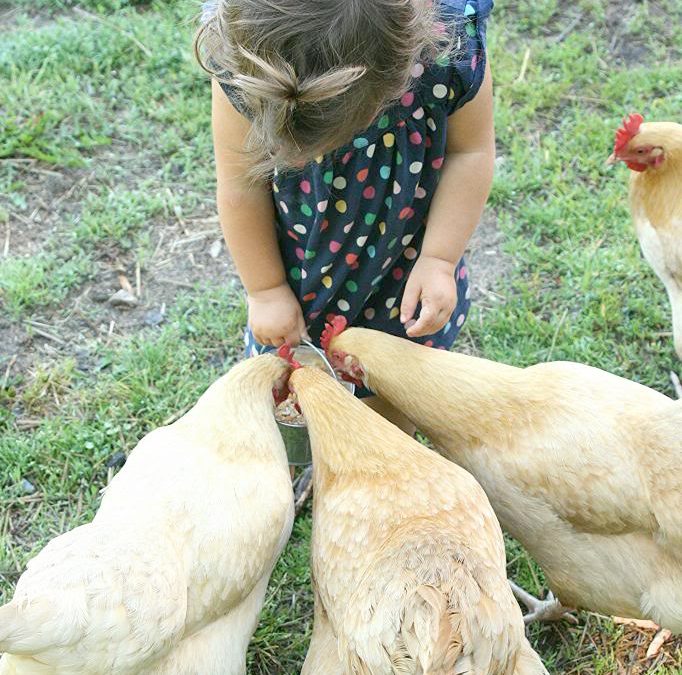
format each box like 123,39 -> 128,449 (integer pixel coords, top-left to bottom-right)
400,256 -> 458,338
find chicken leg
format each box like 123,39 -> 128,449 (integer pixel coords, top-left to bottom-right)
671,371 -> 682,399
509,581 -> 578,625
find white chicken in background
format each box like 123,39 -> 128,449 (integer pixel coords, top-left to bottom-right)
0,354 -> 294,675
323,321 -> 682,642
289,364 -> 547,675
608,113 -> 682,396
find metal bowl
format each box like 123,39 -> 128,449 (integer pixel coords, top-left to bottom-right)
276,340 -> 355,465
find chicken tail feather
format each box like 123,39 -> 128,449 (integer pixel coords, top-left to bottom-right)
0,655 -> 18,675
401,584 -> 463,674
512,638 -> 549,675
0,600 -> 59,655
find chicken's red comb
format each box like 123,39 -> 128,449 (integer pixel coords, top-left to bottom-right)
320,315 -> 348,352
277,343 -> 302,369
614,113 -> 644,152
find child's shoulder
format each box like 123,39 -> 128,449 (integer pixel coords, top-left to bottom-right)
417,0 -> 492,115
437,0 -> 494,20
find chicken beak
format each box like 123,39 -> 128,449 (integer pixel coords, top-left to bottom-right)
605,152 -> 618,166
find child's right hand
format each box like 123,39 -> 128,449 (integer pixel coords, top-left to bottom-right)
247,283 -> 309,347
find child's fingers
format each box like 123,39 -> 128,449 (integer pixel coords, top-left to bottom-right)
282,328 -> 302,347
400,278 -> 422,324
253,328 -> 284,347
406,301 -> 436,337
407,302 -> 451,338
297,314 -> 311,342
254,332 -> 272,347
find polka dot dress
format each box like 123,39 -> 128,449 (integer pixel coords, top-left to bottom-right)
217,0 -> 492,392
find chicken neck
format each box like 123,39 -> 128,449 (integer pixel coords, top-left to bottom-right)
175,355 -> 289,460
630,138 -> 682,229
290,366 -> 419,477
331,329 -> 553,452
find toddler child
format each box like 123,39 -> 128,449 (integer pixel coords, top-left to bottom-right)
197,0 -> 495,428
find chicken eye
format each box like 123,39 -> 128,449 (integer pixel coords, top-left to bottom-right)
636,148 -> 645,154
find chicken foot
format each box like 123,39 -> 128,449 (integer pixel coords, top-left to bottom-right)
671,371 -> 682,399
509,581 -> 578,625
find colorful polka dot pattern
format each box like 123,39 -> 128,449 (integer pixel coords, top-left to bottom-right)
240,0 -> 491,382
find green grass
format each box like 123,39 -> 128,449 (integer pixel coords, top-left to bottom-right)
0,185 -> 172,314
7,0 -> 187,16
1,0 -> 681,672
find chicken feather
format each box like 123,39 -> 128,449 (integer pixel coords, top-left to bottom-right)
292,366 -> 546,675
327,328 -> 682,631
610,117 -> 682,360
0,355 -> 294,675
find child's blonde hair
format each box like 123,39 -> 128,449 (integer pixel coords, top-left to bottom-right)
196,0 -> 446,174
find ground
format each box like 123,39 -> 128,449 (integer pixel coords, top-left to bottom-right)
0,0 -> 681,673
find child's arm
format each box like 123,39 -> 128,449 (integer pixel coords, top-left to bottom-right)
401,61 -> 495,337
212,80 -> 307,347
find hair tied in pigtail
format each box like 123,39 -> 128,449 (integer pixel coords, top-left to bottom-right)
195,0 -> 442,176
284,81 -> 300,113
233,46 -> 301,108
297,66 -> 367,105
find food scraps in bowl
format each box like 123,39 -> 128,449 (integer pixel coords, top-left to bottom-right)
275,393 -> 305,426
275,346 -> 330,426
274,344 -> 354,426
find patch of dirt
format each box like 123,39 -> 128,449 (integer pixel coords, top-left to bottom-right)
465,210 -> 511,305
0,158 -> 238,421
602,1 -> 663,66
1,140 -> 242,417
0,160 -> 89,259
457,210 -> 511,356
0,3 -> 18,28
76,209 -> 238,339
1,214 -> 237,374
0,3 -> 76,30
544,0 -> 678,66
612,624 -> 682,675
533,614 -> 682,675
